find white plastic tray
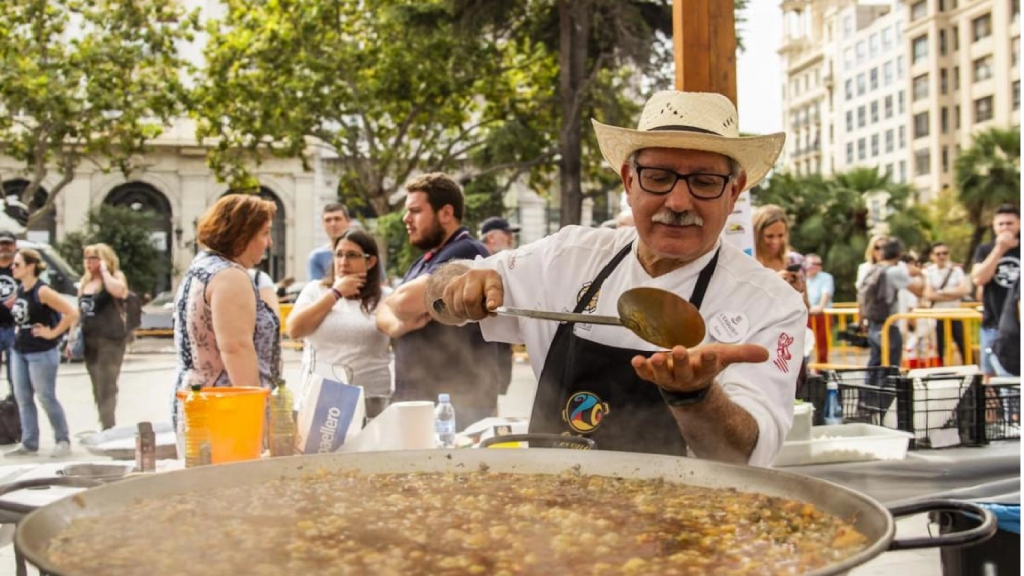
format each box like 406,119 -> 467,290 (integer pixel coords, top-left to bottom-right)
772,423 -> 914,467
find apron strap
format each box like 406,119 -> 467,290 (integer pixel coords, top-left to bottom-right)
572,242 -> 634,315
688,248 -> 720,311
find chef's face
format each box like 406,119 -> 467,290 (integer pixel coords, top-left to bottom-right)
624,148 -> 744,267
403,192 -> 447,250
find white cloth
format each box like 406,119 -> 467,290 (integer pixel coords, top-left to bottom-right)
474,226 -> 807,467
293,283 -> 393,397
924,264 -> 966,309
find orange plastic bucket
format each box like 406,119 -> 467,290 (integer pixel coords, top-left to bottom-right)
175,386 -> 270,464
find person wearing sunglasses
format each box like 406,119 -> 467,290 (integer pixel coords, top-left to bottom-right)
6,249 -> 79,457
423,91 -> 806,466
288,230 -> 392,416
855,234 -> 889,292
923,242 -> 970,365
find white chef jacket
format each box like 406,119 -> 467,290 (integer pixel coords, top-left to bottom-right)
475,225 -> 807,467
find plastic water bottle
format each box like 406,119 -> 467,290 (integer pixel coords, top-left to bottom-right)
823,381 -> 843,426
184,385 -> 212,467
269,379 -> 295,457
435,393 -> 456,449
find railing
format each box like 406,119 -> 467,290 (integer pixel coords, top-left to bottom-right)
881,308 -> 984,366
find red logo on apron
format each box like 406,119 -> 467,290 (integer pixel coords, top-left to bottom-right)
773,332 -> 795,373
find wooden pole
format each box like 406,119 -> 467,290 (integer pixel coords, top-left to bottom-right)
673,0 -> 737,105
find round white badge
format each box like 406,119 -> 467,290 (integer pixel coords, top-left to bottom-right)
708,312 -> 749,344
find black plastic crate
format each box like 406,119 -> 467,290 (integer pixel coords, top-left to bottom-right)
797,369 -> 1020,449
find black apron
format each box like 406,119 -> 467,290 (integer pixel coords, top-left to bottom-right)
528,242 -> 719,456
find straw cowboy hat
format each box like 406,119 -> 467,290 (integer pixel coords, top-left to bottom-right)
592,91 -> 785,191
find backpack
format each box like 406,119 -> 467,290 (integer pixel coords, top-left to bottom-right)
858,264 -> 892,323
0,394 -> 21,445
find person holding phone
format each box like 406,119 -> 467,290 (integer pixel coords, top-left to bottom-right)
753,205 -> 808,307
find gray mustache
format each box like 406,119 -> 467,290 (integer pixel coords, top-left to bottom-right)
652,210 -> 704,226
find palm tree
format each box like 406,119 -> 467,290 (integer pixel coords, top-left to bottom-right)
956,127 -> 1021,263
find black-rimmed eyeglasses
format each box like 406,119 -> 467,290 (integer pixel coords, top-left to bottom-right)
634,165 -> 732,199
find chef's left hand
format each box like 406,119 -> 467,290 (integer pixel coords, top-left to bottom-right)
631,343 -> 769,394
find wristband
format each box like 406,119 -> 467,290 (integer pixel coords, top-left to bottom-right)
330,288 -> 343,300
659,384 -> 712,407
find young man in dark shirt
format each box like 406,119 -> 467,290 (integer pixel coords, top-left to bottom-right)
0,232 -> 17,393
377,173 -> 501,429
971,203 -> 1021,379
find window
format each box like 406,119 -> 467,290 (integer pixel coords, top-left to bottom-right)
898,90 -> 905,114
858,106 -> 866,127
899,126 -> 906,148
941,68 -> 948,94
1015,0 -> 1021,22
870,34 -> 879,59
952,25 -> 959,51
975,96 -> 994,122
953,65 -> 960,90
857,73 -> 866,95
974,56 -> 994,82
858,138 -> 867,160
870,68 -> 879,90
885,129 -> 894,152
899,161 -> 907,183
885,95 -> 894,118
897,56 -> 904,79
844,15 -> 853,38
912,35 -> 929,64
915,149 -> 931,175
856,41 -> 867,63
940,30 -> 947,55
846,111 -> 854,132
847,142 -> 855,164
914,112 -> 930,138
871,134 -> 880,157
955,105 -> 961,128
939,0 -> 946,11
871,101 -> 879,123
1013,37 -> 1020,68
973,14 -> 991,42
1014,80 -> 1021,110
896,21 -> 903,41
844,47 -> 855,68
913,74 -> 930,101
882,27 -> 893,51
941,107 -> 949,133
884,61 -> 894,85
942,146 -> 950,173
911,0 -> 928,20
845,79 -> 854,99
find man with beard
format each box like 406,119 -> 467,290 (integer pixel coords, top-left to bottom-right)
423,91 -> 805,465
971,203 -> 1020,379
376,173 -> 501,428
0,232 -> 17,391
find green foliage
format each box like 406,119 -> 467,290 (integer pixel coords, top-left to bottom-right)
0,0 -> 199,223
919,189 -> 975,265
954,127 -> 1021,261
54,205 -> 162,296
374,212 -> 421,280
752,167 -> 916,302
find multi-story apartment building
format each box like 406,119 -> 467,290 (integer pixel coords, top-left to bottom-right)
779,0 -> 1019,202
904,0 -> 1020,196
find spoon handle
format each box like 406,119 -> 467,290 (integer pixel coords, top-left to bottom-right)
494,307 -> 623,326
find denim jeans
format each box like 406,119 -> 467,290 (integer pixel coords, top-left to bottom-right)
0,326 -> 14,395
980,327 -> 999,376
868,322 -> 903,371
11,348 -> 69,451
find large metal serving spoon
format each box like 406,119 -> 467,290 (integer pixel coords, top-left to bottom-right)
432,287 -> 705,349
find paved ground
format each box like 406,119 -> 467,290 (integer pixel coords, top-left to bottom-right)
0,338 -> 949,575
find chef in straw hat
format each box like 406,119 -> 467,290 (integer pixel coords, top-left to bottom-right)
420,91 -> 806,466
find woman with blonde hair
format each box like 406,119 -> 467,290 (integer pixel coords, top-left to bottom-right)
68,243 -> 130,430
856,234 -> 889,291
753,204 -> 803,272
6,249 -> 79,457
173,194 -> 280,407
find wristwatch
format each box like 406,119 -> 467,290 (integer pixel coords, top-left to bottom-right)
659,384 -> 713,407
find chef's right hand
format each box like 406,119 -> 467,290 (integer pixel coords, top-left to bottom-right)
439,269 -> 505,322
